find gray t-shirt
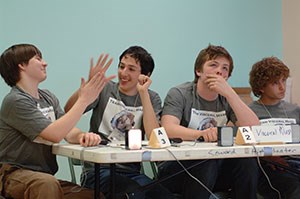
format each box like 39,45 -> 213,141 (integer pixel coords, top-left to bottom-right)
249,100 -> 300,124
162,82 -> 237,129
84,81 -> 162,172
0,86 -> 64,174
87,81 -> 162,137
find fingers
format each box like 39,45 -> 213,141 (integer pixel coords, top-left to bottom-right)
99,54 -> 108,67
90,57 -> 94,68
81,133 -> 101,147
102,57 -> 113,74
203,128 -> 217,142
88,53 -> 113,81
80,77 -> 86,89
138,75 -> 152,86
95,54 -> 105,68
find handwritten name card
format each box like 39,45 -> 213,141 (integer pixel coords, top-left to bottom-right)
251,125 -> 292,143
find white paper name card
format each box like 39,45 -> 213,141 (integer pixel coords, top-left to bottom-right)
235,126 -> 257,145
251,125 -> 292,143
148,127 -> 171,148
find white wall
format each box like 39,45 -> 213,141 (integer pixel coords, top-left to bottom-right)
0,0 -> 283,181
282,0 -> 300,105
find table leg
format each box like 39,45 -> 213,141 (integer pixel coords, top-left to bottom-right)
110,163 -> 116,199
94,163 -> 100,199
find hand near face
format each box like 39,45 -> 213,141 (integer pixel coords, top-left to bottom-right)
204,74 -> 232,97
137,74 -> 152,93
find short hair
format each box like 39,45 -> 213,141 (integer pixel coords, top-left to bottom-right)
194,44 -> 234,83
0,44 -> 42,87
119,46 -> 154,77
249,56 -> 290,97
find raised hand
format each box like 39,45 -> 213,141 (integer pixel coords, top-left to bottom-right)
88,53 -> 113,82
77,54 -> 116,106
136,74 -> 152,93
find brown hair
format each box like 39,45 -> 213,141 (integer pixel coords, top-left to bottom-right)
0,44 -> 42,87
194,44 -> 234,83
249,56 -> 289,97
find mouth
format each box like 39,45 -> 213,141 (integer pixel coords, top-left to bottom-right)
119,77 -> 130,83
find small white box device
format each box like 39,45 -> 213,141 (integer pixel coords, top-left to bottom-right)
125,129 -> 142,150
217,126 -> 234,147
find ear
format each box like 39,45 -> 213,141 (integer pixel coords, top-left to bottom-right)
195,69 -> 203,77
18,63 -> 26,71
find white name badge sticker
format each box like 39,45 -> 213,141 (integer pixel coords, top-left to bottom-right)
251,125 -> 292,143
235,126 -> 257,145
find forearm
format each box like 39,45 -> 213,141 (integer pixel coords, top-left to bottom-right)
65,127 -> 83,144
40,98 -> 88,142
164,123 -> 200,140
161,115 -> 200,140
226,91 -> 259,126
140,91 -> 159,139
64,90 -> 80,112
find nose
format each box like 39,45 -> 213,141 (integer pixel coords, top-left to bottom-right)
279,81 -> 285,90
42,59 -> 48,67
216,67 -> 222,76
120,67 -> 128,75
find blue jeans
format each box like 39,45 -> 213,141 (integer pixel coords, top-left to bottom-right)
258,163 -> 300,199
158,158 -> 258,199
82,167 -> 172,199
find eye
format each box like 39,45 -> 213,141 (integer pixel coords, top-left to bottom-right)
35,55 -> 42,61
282,78 -> 287,83
118,64 -> 125,69
129,67 -> 137,72
223,66 -> 229,71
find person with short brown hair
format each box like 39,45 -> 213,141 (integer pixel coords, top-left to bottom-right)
0,43 -> 114,199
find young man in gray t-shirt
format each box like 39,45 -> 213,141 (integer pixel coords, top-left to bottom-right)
249,56 -> 300,199
0,44 -> 111,199
159,44 -> 260,199
65,46 -> 172,199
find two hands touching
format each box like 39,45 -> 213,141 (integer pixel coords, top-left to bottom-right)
77,54 -> 116,107
73,54 -> 116,147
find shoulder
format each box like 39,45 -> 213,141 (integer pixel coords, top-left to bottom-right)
1,87 -> 34,115
3,87 -> 33,104
248,101 -> 260,109
281,101 -> 300,111
148,88 -> 160,98
39,89 -> 57,99
168,82 -> 194,95
102,80 -> 118,94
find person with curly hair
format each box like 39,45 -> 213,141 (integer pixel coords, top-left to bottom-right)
249,56 -> 300,199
